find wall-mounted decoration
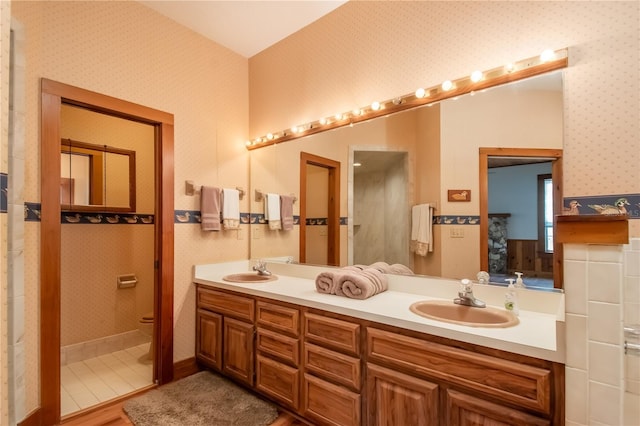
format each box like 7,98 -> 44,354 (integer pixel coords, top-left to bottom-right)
448,190 -> 471,202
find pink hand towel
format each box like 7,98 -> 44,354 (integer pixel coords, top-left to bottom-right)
200,186 -> 221,231
280,195 -> 294,231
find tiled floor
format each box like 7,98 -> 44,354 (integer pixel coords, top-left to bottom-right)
61,343 -> 153,417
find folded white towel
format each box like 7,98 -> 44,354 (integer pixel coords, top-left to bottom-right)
265,193 -> 281,230
411,204 -> 433,256
222,188 -> 240,230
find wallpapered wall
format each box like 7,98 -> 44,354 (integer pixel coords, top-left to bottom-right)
11,0 -> 251,414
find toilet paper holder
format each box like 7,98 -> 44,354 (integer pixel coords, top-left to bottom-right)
117,274 -> 138,289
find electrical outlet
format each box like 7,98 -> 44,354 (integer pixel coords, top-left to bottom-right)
450,227 -> 464,238
319,227 -> 328,236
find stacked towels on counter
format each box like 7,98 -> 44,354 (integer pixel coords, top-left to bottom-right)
315,262 -> 413,300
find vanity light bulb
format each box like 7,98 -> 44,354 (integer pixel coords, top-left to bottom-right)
371,101 -> 381,111
266,133 -> 274,140
319,118 -> 328,125
441,80 -> 454,91
540,49 -> 555,62
415,88 -> 426,98
291,126 -> 299,134
335,113 -> 344,120
470,70 -> 483,83
505,63 -> 515,73
245,140 -> 252,146
352,109 -> 362,116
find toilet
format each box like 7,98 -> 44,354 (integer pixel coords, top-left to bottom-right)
138,312 -> 154,362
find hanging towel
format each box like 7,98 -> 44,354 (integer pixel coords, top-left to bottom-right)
411,204 -> 433,256
280,195 -> 294,231
200,186 -> 221,231
264,193 -> 281,230
222,188 -> 240,230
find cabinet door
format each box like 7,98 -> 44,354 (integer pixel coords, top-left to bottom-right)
256,354 -> 300,410
302,373 -> 361,426
196,309 -> 222,371
445,389 -> 550,426
223,317 -> 255,386
367,363 -> 439,426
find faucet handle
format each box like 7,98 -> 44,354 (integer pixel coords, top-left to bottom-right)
460,278 -> 473,293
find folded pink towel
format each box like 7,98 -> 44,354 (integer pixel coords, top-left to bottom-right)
280,195 -> 294,231
200,186 -> 221,231
335,267 -> 388,300
315,271 -> 337,294
314,265 -> 367,294
388,263 -> 414,275
367,261 -> 414,275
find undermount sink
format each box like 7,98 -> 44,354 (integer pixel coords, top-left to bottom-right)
409,300 -> 519,328
222,273 -> 278,283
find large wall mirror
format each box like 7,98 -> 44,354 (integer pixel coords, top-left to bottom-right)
249,69 -> 564,291
61,138 -> 136,212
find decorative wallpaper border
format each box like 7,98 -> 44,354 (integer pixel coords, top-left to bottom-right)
61,212 -> 154,225
24,203 -> 154,224
562,194 -> 640,218
17,194 -> 640,224
1,173 -> 7,213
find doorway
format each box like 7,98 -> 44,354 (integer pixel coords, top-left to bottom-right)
479,147 -> 563,289
299,152 -> 340,266
40,79 -> 175,425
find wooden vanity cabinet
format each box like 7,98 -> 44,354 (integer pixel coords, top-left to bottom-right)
195,285 -> 564,426
196,287 -> 255,387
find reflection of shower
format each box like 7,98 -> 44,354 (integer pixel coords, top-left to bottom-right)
353,151 -> 409,266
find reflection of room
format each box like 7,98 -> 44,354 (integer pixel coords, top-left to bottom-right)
59,105 -> 156,416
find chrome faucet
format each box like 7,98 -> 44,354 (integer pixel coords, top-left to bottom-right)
454,279 -> 486,308
252,260 -> 272,276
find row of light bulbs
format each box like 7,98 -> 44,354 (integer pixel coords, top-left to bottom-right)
246,48 -> 565,149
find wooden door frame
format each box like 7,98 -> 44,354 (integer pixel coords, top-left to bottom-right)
40,79 -> 174,425
299,152 -> 340,266
479,147 -> 563,289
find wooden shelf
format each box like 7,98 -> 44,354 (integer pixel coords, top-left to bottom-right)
555,214 -> 629,245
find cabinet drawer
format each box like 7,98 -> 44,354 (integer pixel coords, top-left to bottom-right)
304,343 -> 361,391
304,312 -> 360,356
257,328 -> 300,367
367,327 -> 552,414
302,373 -> 361,426
256,355 -> 300,410
446,388 -> 550,425
198,287 -> 255,322
257,301 -> 300,337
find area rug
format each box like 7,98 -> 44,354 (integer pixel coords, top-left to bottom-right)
123,371 -> 279,426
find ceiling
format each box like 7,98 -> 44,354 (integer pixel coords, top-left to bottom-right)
138,1 -> 348,58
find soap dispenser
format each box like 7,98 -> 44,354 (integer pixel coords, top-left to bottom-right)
514,272 -> 526,288
504,279 -> 519,316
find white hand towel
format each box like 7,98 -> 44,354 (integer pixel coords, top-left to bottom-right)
222,188 -> 240,230
411,204 -> 433,256
264,193 -> 281,230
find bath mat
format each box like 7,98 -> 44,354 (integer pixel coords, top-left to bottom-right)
123,370 -> 279,426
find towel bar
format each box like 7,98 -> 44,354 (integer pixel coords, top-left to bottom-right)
254,189 -> 297,203
185,180 -> 245,199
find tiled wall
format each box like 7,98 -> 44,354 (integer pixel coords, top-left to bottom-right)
564,239 -> 640,425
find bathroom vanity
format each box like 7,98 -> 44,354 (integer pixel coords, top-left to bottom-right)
194,261 -> 565,425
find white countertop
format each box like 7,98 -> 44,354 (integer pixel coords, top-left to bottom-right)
193,260 -> 566,363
